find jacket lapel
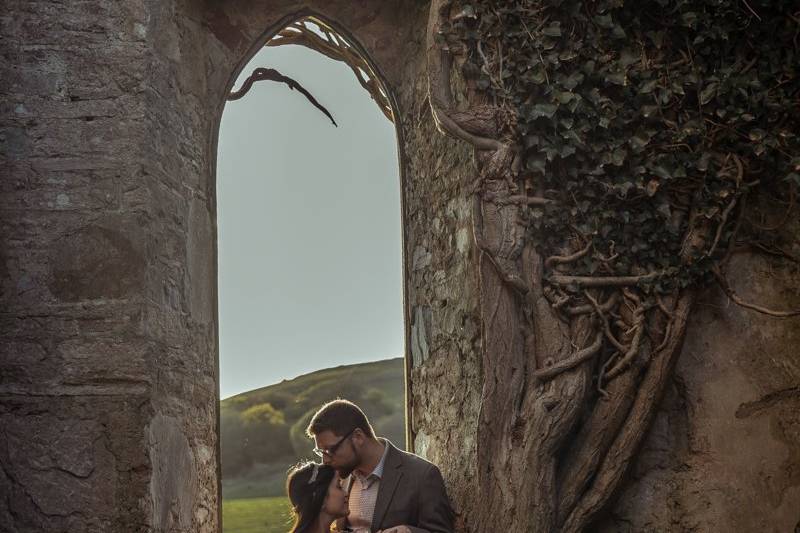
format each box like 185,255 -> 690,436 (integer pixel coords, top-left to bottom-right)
371,440 -> 403,531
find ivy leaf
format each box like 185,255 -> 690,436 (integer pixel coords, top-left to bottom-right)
528,69 -> 547,84
785,173 -> 800,186
606,71 -> 627,85
560,144 -> 577,158
524,134 -> 541,148
697,152 -> 712,171
619,48 -> 639,68
526,155 -> 547,174
617,182 -> 635,196
452,5 -> 477,20
530,103 -> 558,119
699,83 -> 718,105
562,71 -> 585,90
594,14 -> 614,29
556,91 -> 576,104
561,129 -> 582,145
646,30 -> 665,48
640,79 -> 659,94
641,105 -> 659,117
630,132 -> 652,150
543,146 -> 560,161
559,49 -> 578,61
652,166 -> 672,180
681,12 -> 698,27
542,23 -> 562,37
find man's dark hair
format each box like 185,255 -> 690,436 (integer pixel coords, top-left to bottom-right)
306,399 -> 375,439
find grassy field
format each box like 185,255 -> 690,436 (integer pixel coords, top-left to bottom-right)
222,496 -> 293,533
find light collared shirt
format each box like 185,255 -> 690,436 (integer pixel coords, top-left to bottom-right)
347,441 -> 389,533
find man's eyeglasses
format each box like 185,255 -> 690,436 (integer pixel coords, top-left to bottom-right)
313,428 -> 356,458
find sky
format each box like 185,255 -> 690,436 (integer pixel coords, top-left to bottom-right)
216,43 -> 403,400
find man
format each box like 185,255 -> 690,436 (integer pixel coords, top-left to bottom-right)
306,399 -> 454,533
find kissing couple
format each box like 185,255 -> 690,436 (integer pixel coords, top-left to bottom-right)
286,399 -> 454,533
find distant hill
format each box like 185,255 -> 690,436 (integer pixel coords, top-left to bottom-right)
221,357 -> 405,499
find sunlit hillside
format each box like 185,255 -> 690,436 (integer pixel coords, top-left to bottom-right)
220,357 -> 405,499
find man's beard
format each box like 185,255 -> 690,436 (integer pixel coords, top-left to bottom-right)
336,457 -> 360,479
335,443 -> 360,478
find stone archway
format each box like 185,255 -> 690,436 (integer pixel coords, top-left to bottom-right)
214,10 -> 411,527
206,7 -> 485,532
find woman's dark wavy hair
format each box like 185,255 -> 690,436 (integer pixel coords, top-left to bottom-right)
286,461 -> 337,533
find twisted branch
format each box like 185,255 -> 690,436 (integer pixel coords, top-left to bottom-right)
227,67 -> 337,126
266,18 -> 394,122
427,0 -> 506,151
546,242 -> 593,270
533,331 -> 604,381
548,271 -> 666,287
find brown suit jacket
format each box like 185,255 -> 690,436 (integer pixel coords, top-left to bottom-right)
338,439 -> 454,533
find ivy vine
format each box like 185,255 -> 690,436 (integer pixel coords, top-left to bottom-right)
443,0 -> 799,298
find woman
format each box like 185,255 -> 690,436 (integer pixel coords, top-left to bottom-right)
287,462 -> 349,533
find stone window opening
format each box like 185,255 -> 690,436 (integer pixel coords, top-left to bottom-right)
215,12 -> 410,531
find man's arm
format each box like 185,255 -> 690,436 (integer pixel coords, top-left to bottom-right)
407,463 -> 455,533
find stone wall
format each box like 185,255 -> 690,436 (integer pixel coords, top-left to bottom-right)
2,0 -> 226,529
394,6 -> 484,530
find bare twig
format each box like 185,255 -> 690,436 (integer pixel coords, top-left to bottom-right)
604,302 -> 646,380
748,241 -> 800,264
596,353 -> 618,399
266,19 -> 393,122
655,295 -> 673,318
485,193 -> 553,206
712,266 -> 800,318
567,292 -> 618,315
228,67 -> 338,126
549,271 -> 666,287
654,317 -> 674,353
741,0 -> 762,21
533,332 -> 604,381
706,196 -> 738,258
584,290 -> 626,352
722,192 -> 748,264
546,242 -> 593,269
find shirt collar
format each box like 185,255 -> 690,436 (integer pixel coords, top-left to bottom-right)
356,440 -> 390,481
372,440 -> 390,479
